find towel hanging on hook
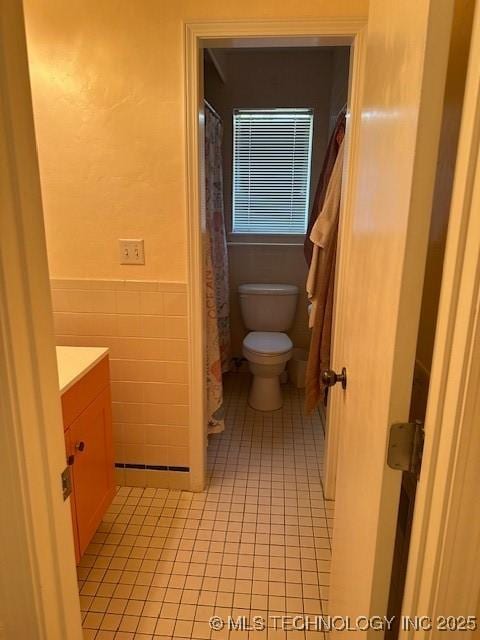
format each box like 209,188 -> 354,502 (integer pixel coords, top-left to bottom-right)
304,108 -> 346,267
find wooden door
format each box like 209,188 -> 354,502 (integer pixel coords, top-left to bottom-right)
385,1 -> 475,633
328,0 -> 455,631
70,388 -> 115,557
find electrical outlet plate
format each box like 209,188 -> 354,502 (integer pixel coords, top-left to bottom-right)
119,239 -> 145,265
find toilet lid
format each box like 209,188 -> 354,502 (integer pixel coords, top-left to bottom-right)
238,283 -> 298,296
243,331 -> 293,355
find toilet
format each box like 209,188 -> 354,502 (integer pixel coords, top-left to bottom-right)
239,283 -> 298,411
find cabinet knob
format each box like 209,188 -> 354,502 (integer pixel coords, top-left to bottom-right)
75,441 -> 86,452
67,454 -> 75,466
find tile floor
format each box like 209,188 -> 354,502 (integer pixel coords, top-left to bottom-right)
79,373 -> 334,639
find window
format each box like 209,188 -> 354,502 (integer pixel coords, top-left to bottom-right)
232,108 -> 313,235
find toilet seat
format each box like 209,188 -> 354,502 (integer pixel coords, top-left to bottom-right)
243,331 -> 293,365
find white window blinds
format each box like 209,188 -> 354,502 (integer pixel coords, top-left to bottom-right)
232,108 -> 313,234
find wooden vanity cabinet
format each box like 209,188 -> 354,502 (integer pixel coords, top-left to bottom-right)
61,355 -> 115,562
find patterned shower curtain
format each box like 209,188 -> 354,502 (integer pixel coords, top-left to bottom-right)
205,106 -> 230,434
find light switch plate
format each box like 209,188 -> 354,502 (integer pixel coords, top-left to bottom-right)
119,239 -> 145,265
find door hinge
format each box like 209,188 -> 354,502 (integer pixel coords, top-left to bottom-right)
387,420 -> 424,478
61,465 -> 73,501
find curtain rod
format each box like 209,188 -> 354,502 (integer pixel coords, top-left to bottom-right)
204,99 -> 222,122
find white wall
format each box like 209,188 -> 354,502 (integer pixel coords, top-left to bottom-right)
24,0 -> 366,282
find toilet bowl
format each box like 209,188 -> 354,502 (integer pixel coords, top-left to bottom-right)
243,331 -> 293,410
238,284 -> 298,411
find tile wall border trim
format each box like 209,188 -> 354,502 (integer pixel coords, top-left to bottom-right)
115,462 -> 190,473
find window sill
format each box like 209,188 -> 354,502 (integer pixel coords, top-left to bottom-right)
227,233 -> 305,247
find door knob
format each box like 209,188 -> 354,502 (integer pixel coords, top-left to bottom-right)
75,441 -> 86,452
322,367 -> 347,389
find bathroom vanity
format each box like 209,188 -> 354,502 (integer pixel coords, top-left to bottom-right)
56,346 -> 115,562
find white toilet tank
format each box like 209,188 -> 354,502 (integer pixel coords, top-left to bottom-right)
239,283 -> 299,331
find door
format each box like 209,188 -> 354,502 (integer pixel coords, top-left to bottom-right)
385,1 -> 475,633
328,0 -> 455,630
0,1 -> 82,638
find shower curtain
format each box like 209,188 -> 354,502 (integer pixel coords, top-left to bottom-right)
204,105 -> 230,434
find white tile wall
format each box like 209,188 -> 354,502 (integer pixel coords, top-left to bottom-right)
50,279 -> 190,489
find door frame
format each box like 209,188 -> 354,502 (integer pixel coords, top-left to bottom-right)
184,17 -> 368,491
401,2 -> 480,627
0,2 -> 82,638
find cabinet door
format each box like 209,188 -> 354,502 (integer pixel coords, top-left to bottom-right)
70,387 -> 115,556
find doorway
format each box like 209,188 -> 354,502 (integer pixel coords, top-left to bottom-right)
203,41 -> 350,453
184,22 -> 365,503
181,21 -> 363,639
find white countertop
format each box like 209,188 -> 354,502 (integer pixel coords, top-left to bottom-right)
56,346 -> 109,394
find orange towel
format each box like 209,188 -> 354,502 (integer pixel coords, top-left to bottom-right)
305,141 -> 345,413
